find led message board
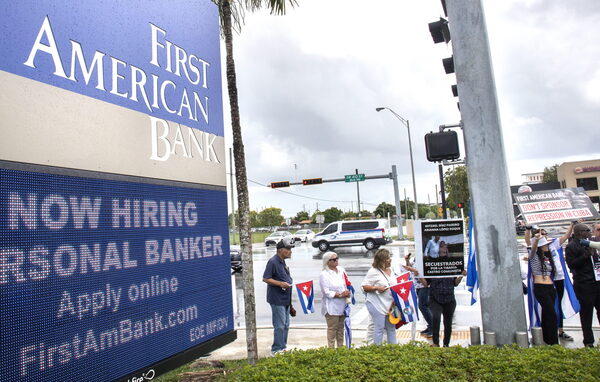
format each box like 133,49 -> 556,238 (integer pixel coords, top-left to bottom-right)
0,1 -> 234,381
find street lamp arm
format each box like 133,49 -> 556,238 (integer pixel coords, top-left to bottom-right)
375,106 -> 419,220
375,106 -> 408,126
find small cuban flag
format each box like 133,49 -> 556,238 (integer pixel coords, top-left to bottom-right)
397,271 -> 411,283
466,208 -> 479,305
295,280 -> 315,314
390,280 -> 419,323
343,272 -> 355,305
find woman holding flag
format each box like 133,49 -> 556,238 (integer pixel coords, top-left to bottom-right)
319,252 -> 352,348
361,249 -> 398,345
529,234 -> 560,345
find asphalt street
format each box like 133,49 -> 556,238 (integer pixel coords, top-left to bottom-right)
231,239 -> 600,332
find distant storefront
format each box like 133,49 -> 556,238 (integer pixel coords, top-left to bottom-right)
557,159 -> 600,205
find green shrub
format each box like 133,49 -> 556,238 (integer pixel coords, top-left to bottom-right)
224,343 -> 600,382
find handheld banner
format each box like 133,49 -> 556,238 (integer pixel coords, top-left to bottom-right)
513,187 -> 600,224
414,219 -> 465,277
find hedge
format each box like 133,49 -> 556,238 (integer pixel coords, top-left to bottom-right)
224,343 -> 600,382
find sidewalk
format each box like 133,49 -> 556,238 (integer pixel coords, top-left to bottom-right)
203,325 -> 596,361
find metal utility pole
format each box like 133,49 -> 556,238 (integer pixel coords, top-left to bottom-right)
355,169 -> 362,216
392,165 -> 404,239
447,0 -> 527,344
229,148 -> 236,244
438,164 -> 447,219
375,107 -> 419,220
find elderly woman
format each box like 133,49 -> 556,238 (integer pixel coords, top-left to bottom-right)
361,248 -> 398,345
319,251 -> 351,348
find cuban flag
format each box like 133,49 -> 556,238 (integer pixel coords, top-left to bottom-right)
466,209 -> 479,305
555,247 -> 580,318
343,272 -> 355,305
526,247 -> 580,330
390,280 -> 419,323
526,263 -> 542,329
295,280 -> 315,314
397,271 -> 411,283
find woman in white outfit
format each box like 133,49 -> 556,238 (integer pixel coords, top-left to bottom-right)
361,248 -> 398,345
319,251 -> 351,348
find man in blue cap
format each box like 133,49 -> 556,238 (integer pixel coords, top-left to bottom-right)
263,236 -> 295,354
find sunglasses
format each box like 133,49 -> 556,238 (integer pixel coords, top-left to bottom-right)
329,258 -> 339,262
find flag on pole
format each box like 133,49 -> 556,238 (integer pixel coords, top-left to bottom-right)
343,272 -> 355,305
397,271 -> 411,283
390,280 -> 419,323
527,247 -> 580,330
555,247 -> 580,318
466,209 -> 479,305
295,280 -> 315,314
344,304 -> 352,348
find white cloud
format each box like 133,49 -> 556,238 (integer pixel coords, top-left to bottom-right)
222,0 -> 600,217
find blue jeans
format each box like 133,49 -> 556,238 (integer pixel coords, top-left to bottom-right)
417,287 -> 433,330
270,304 -> 290,352
366,301 -> 397,345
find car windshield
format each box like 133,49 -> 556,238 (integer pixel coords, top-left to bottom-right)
271,232 -> 284,237
297,230 -> 306,234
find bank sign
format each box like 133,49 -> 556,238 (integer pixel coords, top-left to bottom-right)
0,1 -> 234,381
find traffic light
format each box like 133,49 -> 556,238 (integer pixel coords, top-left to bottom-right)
270,181 -> 290,188
302,178 -> 323,186
429,9 -> 459,109
424,131 -> 460,162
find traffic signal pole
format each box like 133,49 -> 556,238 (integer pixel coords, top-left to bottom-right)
269,169 -> 405,237
446,0 -> 527,344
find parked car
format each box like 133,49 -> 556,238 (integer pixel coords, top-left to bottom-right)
230,245 -> 242,274
294,229 -> 315,242
312,219 -> 391,251
264,231 -> 293,246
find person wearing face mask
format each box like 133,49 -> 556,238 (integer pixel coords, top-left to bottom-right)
566,223 -> 600,347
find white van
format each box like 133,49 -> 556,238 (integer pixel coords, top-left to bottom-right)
311,219 -> 391,251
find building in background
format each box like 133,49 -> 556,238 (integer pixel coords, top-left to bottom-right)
522,172 -> 544,185
557,159 -> 600,206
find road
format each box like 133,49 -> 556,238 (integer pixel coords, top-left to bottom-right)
231,239 -> 600,332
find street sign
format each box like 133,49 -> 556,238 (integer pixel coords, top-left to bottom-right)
345,174 -> 365,182
315,214 -> 325,224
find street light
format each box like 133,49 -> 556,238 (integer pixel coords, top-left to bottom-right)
376,107 -> 419,220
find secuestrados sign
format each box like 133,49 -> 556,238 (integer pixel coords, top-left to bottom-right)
0,1 -> 234,381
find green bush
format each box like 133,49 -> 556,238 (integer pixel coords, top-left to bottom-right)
224,343 -> 600,382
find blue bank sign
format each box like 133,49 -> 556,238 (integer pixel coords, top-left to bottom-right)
0,1 -> 234,381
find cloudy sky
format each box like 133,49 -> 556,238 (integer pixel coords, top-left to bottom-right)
221,0 -> 600,218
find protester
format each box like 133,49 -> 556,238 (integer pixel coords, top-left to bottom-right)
402,253 -> 432,337
525,222 -> 575,340
529,234 -> 559,345
262,237 -> 295,355
424,236 -> 441,258
593,223 -> 600,242
319,251 -> 351,348
361,248 -> 398,345
425,269 -> 466,347
566,223 -> 600,347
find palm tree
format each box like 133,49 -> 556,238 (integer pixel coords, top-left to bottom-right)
213,0 -> 297,365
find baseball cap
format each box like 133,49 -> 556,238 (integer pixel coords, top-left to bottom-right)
276,236 -> 295,250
